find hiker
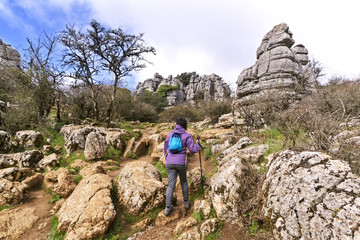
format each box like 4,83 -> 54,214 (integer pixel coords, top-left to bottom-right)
163,117 -> 202,216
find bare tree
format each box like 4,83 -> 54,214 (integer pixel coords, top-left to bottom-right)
88,20 -> 156,127
308,57 -> 325,81
60,25 -> 102,121
24,32 -> 64,121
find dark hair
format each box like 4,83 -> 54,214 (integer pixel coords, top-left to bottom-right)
176,117 -> 187,130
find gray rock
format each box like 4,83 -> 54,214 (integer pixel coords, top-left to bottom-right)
263,151 -> 360,239
84,132 -> 107,160
36,153 -> 60,171
235,23 -> 317,108
0,150 -> 43,169
117,161 -> 166,215
15,130 -> 43,148
0,179 -> 27,207
0,131 -> 11,154
0,167 -> 33,181
0,39 -> 21,69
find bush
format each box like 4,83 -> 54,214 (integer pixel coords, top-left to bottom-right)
139,90 -> 168,113
203,100 -> 232,123
159,105 -> 203,123
156,84 -> 178,98
126,100 -> 158,122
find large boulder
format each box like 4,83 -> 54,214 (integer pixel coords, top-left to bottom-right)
0,207 -> 39,240
0,131 -> 11,153
105,128 -> 129,150
60,125 -> 98,154
44,168 -> 76,198
57,174 -> 116,240
0,150 -> 43,169
209,138 -> 258,225
15,130 -> 43,148
84,132 -> 107,160
263,151 -> 360,239
36,153 -> 61,171
0,167 -> 33,181
117,161 -> 166,214
0,179 -> 27,207
235,23 -> 317,108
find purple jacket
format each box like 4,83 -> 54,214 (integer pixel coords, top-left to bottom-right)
164,124 -> 201,166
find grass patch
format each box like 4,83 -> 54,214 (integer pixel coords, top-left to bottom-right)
125,151 -> 137,159
204,147 -> 213,160
0,205 -> 12,211
74,174 -> 83,184
106,166 -> 120,171
155,161 -> 167,178
49,193 -> 61,204
192,209 -> 205,223
105,147 -> 122,159
47,215 -> 66,240
189,184 -> 205,202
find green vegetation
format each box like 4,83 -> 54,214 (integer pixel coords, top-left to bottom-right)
49,193 -> 61,204
192,209 -> 205,223
154,161 -> 167,178
0,205 -> 12,211
189,184 -> 205,202
176,72 -> 196,87
248,220 -> 261,235
156,84 -> 179,98
105,147 -> 122,159
204,221 -> 224,240
125,151 -> 137,159
204,147 -> 213,160
74,174 -> 83,184
106,166 -> 120,171
47,215 -> 66,240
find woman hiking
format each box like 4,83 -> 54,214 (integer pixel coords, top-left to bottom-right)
163,117 -> 201,216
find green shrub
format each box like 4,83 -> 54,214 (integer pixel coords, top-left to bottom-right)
125,151 -> 137,159
0,205 -> 12,211
159,105 -> 203,123
192,209 -> 205,223
204,147 -> 213,160
156,84 -> 178,98
204,100 -> 232,123
139,90 -> 168,113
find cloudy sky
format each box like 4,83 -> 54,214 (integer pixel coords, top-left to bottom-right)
1,0 -> 359,90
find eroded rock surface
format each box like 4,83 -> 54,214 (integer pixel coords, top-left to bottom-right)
58,174 -> 116,240
263,151 -> 360,239
15,130 -> 43,148
44,168 -> 76,198
117,161 -> 166,214
235,23 -> 317,107
0,150 -> 43,169
84,132 -> 107,160
0,179 -> 27,206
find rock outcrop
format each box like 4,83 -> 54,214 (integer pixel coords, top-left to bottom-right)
263,151 -> 360,239
235,23 -> 317,107
0,39 -> 20,69
15,130 -> 43,148
44,168 -> 76,198
0,131 -> 11,154
0,150 -> 43,169
57,174 -> 116,240
84,132 -> 107,160
117,161 -> 166,214
0,179 -> 27,207
185,73 -> 231,105
209,137 -> 257,225
134,73 -> 231,107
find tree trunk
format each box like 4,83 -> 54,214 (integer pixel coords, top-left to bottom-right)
56,96 -> 61,122
106,78 -> 118,128
90,88 -> 99,121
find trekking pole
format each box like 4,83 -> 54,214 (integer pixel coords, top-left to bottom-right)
197,137 -> 205,199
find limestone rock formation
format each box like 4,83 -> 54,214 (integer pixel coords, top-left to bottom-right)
235,23 -> 317,107
117,161 -> 166,214
134,72 -> 231,107
134,73 -> 185,107
0,179 -> 27,207
0,167 -> 33,181
0,150 -> 43,169
57,174 -> 116,240
0,207 -> 39,240
44,168 -> 76,198
0,131 -> 11,154
209,137 -> 258,225
263,151 -> 360,239
185,73 -> 231,105
36,153 -> 61,171
15,130 -> 43,148
0,39 -> 21,69
84,132 -> 107,160
79,162 -> 106,180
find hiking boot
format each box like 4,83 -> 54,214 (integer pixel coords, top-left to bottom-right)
164,206 -> 174,216
184,201 -> 191,210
